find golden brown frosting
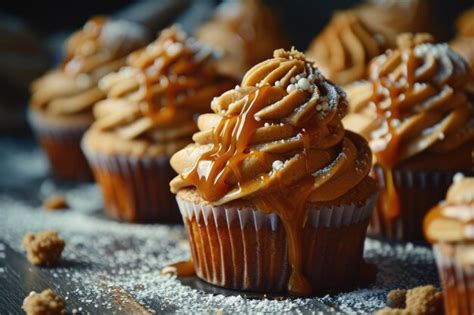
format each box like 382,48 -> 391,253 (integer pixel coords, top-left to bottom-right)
84,27 -> 234,156
30,17 -> 148,116
354,0 -> 436,47
170,49 -> 373,295
306,11 -> 386,85
424,174 -> 474,243
345,33 -> 474,169
195,0 -> 289,80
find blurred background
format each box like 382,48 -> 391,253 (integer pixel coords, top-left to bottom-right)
0,0 -> 472,136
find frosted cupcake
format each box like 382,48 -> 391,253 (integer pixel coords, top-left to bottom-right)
195,0 -> 289,80
344,34 -> 474,241
424,175 -> 474,315
170,49 -> 378,295
82,27 -> 235,223
29,17 -> 148,181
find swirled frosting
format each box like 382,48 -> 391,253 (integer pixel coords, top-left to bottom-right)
424,174 -> 474,243
170,49 -> 373,295
345,33 -> 474,169
30,17 -> 148,116
354,0 -> 436,47
85,27 -> 235,156
306,11 -> 386,85
195,0 -> 289,80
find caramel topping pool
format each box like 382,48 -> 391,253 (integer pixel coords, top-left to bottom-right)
170,49 -> 373,295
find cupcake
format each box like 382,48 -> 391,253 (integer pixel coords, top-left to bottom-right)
306,10 -> 386,85
82,27 -> 235,223
170,49 -> 378,295
29,17 -> 148,181
195,0 -> 289,80
424,174 -> 474,315
344,33 -> 474,241
451,8 -> 474,94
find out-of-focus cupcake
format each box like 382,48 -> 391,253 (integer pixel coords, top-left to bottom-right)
82,27 -> 235,223
306,0 -> 437,86
451,8 -> 474,94
306,10 -> 386,85
195,0 -> 289,80
344,33 -> 474,241
29,17 -> 148,181
424,174 -> 474,315
170,49 -> 378,295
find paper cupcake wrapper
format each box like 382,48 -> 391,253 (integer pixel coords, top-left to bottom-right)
176,193 -> 377,294
370,168 -> 460,242
28,110 -> 92,181
83,148 -> 181,224
434,244 -> 474,315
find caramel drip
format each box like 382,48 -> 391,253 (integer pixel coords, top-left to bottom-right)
161,260 -> 196,277
183,86 -> 313,295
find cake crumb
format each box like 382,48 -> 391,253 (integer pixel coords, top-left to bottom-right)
376,285 -> 443,315
22,289 -> 66,315
42,195 -> 69,211
22,230 -> 65,266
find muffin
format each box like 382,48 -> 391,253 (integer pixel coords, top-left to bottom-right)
82,27 -> 235,223
344,33 -> 474,241
424,174 -> 474,315
29,17 -> 148,181
306,10 -> 386,85
170,49 -> 378,295
451,8 -> 474,93
195,0 -> 289,80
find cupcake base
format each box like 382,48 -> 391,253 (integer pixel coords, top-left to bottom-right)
176,183 -> 377,294
83,149 -> 181,224
28,109 -> 92,181
370,167 -> 458,242
434,243 -> 474,315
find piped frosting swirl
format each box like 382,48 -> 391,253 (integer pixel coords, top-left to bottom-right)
87,27 -> 235,155
30,17 -> 148,116
170,49 -> 372,205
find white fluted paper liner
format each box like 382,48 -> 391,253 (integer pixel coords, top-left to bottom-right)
82,147 -> 181,223
176,193 -> 377,231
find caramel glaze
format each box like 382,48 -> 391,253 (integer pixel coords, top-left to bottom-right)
365,33 -> 473,225
170,49 -> 373,295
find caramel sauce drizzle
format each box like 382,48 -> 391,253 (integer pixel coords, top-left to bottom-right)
182,85 -> 315,295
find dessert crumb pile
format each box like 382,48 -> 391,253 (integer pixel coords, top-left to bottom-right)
22,230 -> 65,266
376,285 -> 443,315
42,195 -> 70,211
22,289 -> 66,315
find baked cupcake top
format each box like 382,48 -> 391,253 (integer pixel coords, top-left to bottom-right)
424,174 -> 474,243
345,33 -> 474,169
30,17 -> 148,117
195,0 -> 288,80
306,10 -> 386,85
170,48 -> 372,205
84,27 -> 235,156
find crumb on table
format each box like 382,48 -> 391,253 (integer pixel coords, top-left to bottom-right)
376,285 -> 443,315
22,289 -> 66,315
22,230 -> 65,266
42,195 -> 69,211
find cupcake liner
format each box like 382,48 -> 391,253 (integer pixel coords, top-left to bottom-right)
434,244 -> 474,315
176,193 -> 377,294
370,167 -> 460,242
83,148 -> 181,223
28,111 -> 92,181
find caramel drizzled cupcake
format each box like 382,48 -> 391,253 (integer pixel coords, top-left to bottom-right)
29,17 -> 148,181
424,174 -> 474,315
170,49 -> 378,295
451,8 -> 474,94
82,27 -> 235,223
195,0 -> 289,80
345,33 -> 474,241
306,11 -> 386,85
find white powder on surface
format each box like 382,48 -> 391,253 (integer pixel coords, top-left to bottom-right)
0,141 -> 439,314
